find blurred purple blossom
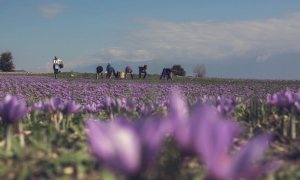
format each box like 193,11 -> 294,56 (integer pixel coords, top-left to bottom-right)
216,95 -> 239,117
33,101 -> 47,112
84,103 -> 102,113
267,89 -> 294,110
124,97 -> 138,113
135,119 -> 171,164
44,97 -> 64,113
140,103 -> 156,117
195,105 -> 276,179
86,117 -> 169,176
86,118 -> 141,175
0,94 -> 30,123
167,91 -> 192,152
60,100 -> 81,115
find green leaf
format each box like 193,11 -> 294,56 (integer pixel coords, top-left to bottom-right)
0,163 -> 8,178
17,162 -> 35,180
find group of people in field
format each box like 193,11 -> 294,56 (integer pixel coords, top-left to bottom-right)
96,63 -> 148,79
96,63 -> 176,80
52,56 -> 176,80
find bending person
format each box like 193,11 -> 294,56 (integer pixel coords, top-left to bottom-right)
138,65 -> 147,79
96,66 -> 103,79
106,63 -> 117,79
125,66 -> 133,79
160,68 -> 176,80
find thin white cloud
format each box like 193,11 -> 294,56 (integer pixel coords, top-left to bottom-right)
38,3 -> 64,18
256,53 -> 272,62
124,13 -> 300,62
61,47 -> 153,71
67,13 -> 300,71
93,48 -> 153,62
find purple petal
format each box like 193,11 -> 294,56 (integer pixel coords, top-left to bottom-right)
194,105 -> 241,169
86,119 -> 141,175
229,134 -> 272,178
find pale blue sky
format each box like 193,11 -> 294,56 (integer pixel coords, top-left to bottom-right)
0,0 -> 299,79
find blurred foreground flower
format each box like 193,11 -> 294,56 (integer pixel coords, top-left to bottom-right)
0,94 -> 30,151
84,103 -> 102,113
86,117 -> 169,177
60,100 -> 81,115
34,101 -> 47,112
87,119 -> 140,175
0,94 -> 30,123
216,95 -> 238,117
45,97 -> 64,113
195,105 -> 277,180
135,118 -> 172,164
167,91 -> 193,153
267,89 -> 294,111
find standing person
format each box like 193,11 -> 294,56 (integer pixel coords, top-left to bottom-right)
53,56 -> 62,79
125,66 -> 133,79
138,65 -> 147,79
96,66 -> 103,79
106,63 -> 117,79
160,68 -> 176,80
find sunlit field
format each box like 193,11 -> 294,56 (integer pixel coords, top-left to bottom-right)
0,73 -> 300,180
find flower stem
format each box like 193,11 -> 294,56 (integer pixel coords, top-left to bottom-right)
289,107 -> 296,139
6,124 -> 12,151
18,122 -> 25,148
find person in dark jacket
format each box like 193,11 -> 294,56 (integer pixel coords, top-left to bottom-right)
138,65 -> 147,79
160,68 -> 176,80
96,66 -> 103,79
106,63 -> 117,79
125,66 -> 133,79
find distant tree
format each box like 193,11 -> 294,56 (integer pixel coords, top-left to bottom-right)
172,64 -> 186,76
193,64 -> 206,78
0,51 -> 15,72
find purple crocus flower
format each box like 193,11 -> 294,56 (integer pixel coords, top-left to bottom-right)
124,97 -> 138,113
294,89 -> 300,102
194,105 -> 276,180
33,101 -> 47,112
44,97 -> 64,113
0,94 -> 30,123
86,118 -> 141,175
135,119 -> 172,164
167,91 -> 194,153
86,117 -> 169,176
60,100 -> 81,115
84,103 -> 100,113
101,96 -> 115,109
293,89 -> 300,114
267,89 -> 294,109
216,95 -> 238,117
140,103 -> 156,117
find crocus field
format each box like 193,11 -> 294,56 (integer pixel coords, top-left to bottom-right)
1,73 -> 300,180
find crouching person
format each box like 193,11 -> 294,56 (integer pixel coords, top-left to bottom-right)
138,65 -> 147,79
106,63 -> 117,79
160,68 -> 176,80
125,66 -> 133,79
96,66 -> 103,79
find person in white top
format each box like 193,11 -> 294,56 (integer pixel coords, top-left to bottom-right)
53,56 -> 62,79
